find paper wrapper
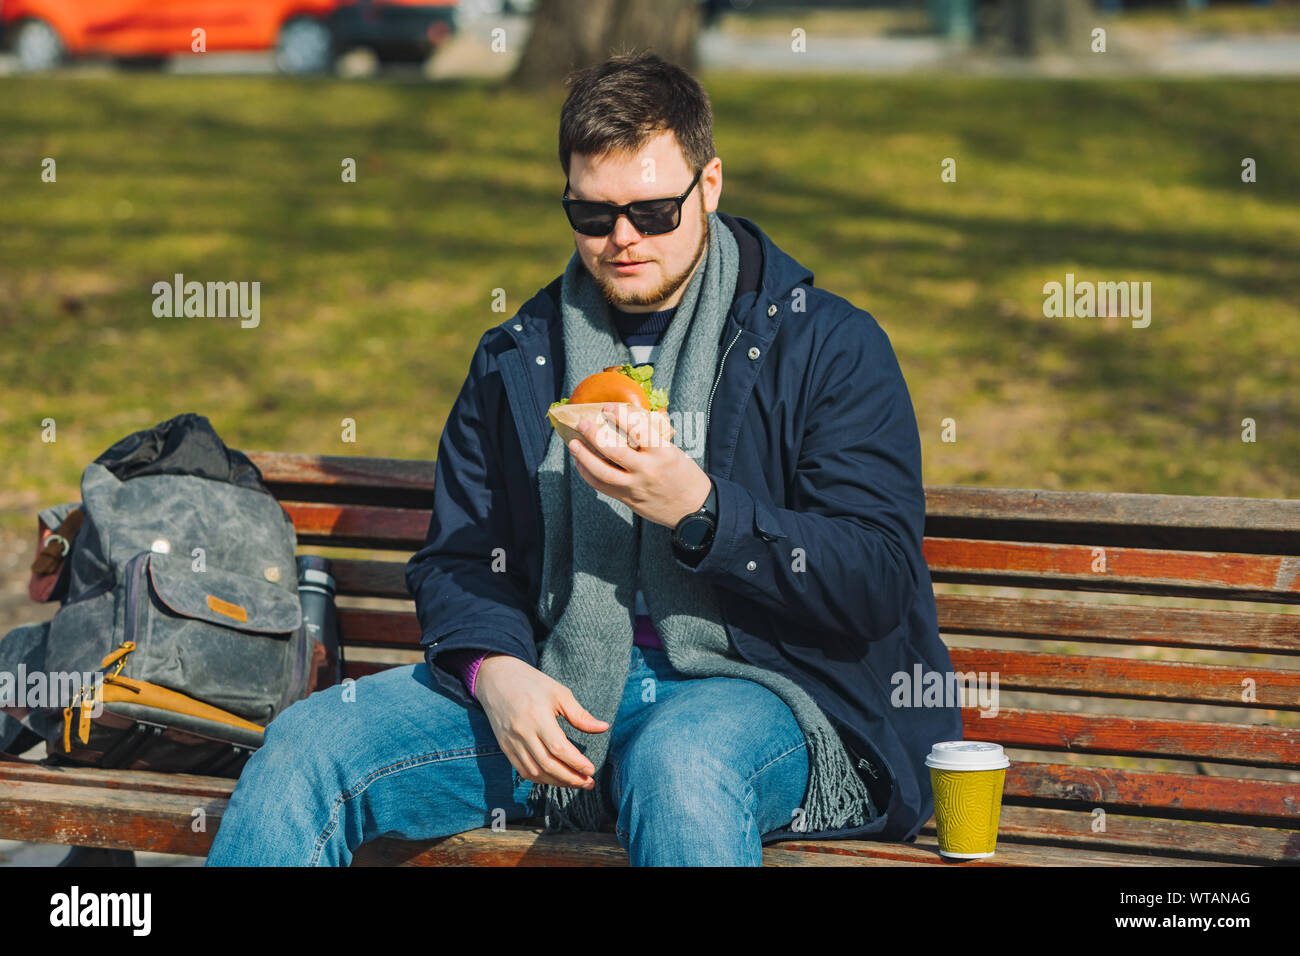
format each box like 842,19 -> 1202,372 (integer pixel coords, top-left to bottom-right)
546,402 -> 675,462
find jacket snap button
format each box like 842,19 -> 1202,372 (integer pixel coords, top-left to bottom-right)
748,347 -> 760,360
513,323 -> 522,331
746,560 -> 757,571
767,304 -> 777,317
535,356 -> 546,365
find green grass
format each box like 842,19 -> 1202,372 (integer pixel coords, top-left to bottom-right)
0,74 -> 1297,534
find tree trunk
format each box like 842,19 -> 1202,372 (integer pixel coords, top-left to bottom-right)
507,0 -> 701,91
985,0 -> 1092,56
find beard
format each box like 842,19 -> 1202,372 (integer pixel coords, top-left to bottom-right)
590,205 -> 710,310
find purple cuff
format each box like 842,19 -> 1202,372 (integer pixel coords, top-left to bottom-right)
437,649 -> 491,700
633,614 -> 663,649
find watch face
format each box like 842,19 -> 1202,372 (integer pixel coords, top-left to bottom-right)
678,515 -> 714,549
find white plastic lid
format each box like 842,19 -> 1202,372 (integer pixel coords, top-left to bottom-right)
925,740 -> 1010,771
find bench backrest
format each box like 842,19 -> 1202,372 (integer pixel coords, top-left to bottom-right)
244,452 -> 1300,864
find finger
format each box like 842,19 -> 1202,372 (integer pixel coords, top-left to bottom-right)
579,415 -> 632,470
507,744 -> 567,788
568,436 -> 630,488
537,722 -> 596,785
523,733 -> 593,789
603,403 -> 640,451
608,402 -> 652,453
558,688 -> 610,733
506,744 -> 541,783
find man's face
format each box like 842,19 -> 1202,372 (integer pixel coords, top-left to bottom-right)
567,130 -> 721,313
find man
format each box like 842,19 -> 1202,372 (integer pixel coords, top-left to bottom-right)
207,51 -> 961,867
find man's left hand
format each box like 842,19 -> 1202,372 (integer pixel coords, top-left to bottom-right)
567,403 -> 711,529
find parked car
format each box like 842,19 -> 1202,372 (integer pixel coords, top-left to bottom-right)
1,0 -> 458,73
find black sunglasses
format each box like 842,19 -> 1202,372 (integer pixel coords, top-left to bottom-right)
561,168 -> 702,237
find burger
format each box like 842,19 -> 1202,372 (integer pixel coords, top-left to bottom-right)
547,363 -> 675,459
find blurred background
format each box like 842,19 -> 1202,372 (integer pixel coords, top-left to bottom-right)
0,0 -> 1297,863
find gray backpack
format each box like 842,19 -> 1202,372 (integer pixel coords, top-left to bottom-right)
37,414 -> 315,775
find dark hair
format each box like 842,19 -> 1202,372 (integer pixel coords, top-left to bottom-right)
558,51 -> 716,181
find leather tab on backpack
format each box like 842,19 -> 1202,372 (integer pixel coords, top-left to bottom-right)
30,507 -> 84,575
206,594 -> 249,623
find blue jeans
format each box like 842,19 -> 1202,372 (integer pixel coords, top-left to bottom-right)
206,644 -> 810,866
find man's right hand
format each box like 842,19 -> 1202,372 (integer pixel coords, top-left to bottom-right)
475,653 -> 609,790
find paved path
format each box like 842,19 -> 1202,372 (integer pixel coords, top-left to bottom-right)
3,15 -> 1298,77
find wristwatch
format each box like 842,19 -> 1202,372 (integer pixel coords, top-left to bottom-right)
671,479 -> 718,563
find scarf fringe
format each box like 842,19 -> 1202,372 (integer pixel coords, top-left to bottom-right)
529,782 -> 608,834
800,724 -> 874,834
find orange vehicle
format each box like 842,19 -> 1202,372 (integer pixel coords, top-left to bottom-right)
2,0 -> 459,72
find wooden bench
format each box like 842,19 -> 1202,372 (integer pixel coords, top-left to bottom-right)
2,451 -> 1297,866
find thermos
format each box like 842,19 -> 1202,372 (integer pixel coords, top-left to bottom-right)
296,555 -> 342,686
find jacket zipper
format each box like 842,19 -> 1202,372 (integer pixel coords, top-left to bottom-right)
706,327 -> 744,438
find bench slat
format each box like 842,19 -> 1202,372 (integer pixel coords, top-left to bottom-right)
0,779 -> 222,856
337,608 -> 421,649
925,486 -> 1300,556
0,762 -> 233,800
959,805 -> 1298,863
1006,762 -> 1300,823
333,559 -> 409,598
927,538 -> 1300,603
246,451 -> 435,496
937,594 -> 1300,655
962,708 -> 1298,768
282,502 -> 429,550
947,647 -> 1300,709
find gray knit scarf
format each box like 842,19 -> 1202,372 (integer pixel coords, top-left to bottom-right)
527,211 -> 875,836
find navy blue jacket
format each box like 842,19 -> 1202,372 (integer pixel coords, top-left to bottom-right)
406,212 -> 963,844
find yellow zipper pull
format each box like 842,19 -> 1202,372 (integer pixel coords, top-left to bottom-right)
62,706 -> 73,752
78,685 -> 94,745
100,641 -> 136,676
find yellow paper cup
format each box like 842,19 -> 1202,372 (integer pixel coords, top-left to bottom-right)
926,741 -> 1010,860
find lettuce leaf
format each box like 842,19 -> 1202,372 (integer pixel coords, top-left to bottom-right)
617,364 -> 669,412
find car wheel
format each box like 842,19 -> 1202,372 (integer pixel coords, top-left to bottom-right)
116,56 -> 169,71
274,17 -> 334,75
14,18 -> 66,72
374,46 -> 430,67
